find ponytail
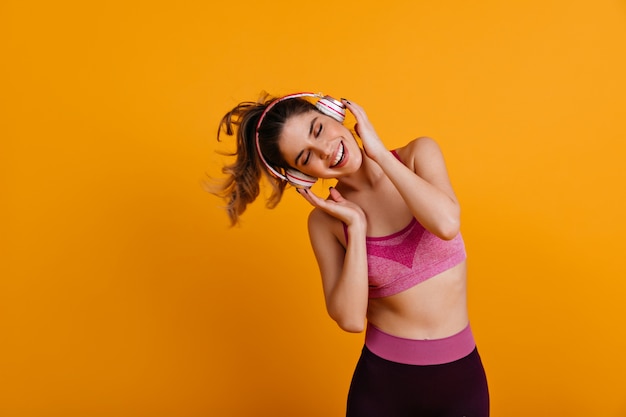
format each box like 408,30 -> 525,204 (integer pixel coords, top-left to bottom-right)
210,93 -> 287,226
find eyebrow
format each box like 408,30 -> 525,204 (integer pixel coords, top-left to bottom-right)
294,117 -> 318,166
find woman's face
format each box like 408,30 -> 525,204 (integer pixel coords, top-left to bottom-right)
278,111 -> 362,180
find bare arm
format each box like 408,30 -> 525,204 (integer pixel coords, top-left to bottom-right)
300,188 -> 369,333
376,137 -> 460,239
343,100 -> 460,240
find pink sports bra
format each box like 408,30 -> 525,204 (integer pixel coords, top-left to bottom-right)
343,150 -> 467,298
362,218 -> 466,298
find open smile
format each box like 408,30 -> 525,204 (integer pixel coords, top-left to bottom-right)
331,142 -> 346,168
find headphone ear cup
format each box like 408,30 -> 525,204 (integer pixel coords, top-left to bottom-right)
316,96 -> 346,123
285,169 -> 317,188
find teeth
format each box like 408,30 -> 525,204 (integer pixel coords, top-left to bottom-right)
332,143 -> 344,167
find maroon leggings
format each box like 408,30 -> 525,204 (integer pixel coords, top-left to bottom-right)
346,346 -> 489,417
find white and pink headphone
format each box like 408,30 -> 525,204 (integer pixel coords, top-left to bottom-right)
255,92 -> 346,188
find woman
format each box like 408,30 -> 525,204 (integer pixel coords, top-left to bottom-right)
214,92 -> 489,416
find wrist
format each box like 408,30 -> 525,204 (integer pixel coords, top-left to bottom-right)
346,217 -> 367,238
370,146 -> 393,165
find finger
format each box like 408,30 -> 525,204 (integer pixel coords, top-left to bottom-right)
341,99 -> 369,129
298,187 -> 329,209
341,98 -> 357,109
341,98 -> 364,115
296,187 -> 316,206
328,186 -> 344,202
341,98 -> 357,118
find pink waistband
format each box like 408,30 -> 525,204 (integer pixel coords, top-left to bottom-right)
365,322 -> 476,365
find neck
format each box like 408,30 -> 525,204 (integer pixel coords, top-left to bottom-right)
336,149 -> 385,191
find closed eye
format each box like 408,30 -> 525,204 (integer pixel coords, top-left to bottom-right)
298,118 -> 322,166
303,124 -> 322,165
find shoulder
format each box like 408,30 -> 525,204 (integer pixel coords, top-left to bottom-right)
394,137 -> 445,171
307,206 -> 329,228
307,206 -> 347,248
395,136 -> 442,159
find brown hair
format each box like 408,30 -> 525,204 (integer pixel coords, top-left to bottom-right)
211,92 -> 317,226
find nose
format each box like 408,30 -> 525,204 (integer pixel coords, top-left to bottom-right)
312,140 -> 333,160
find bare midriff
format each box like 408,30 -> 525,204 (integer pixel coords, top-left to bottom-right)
366,261 -> 469,340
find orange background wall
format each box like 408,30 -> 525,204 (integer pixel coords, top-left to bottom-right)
2,1 -> 626,416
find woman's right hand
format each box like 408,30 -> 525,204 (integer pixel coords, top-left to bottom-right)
297,187 -> 366,229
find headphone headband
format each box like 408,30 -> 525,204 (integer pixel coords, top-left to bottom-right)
254,93 -> 320,182
254,92 -> 345,187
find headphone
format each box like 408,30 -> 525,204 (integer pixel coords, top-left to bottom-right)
255,92 -> 346,188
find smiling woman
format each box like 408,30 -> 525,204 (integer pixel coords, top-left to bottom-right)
279,107 -> 361,179
212,91 -> 490,416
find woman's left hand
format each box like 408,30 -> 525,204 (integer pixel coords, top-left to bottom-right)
341,98 -> 388,162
